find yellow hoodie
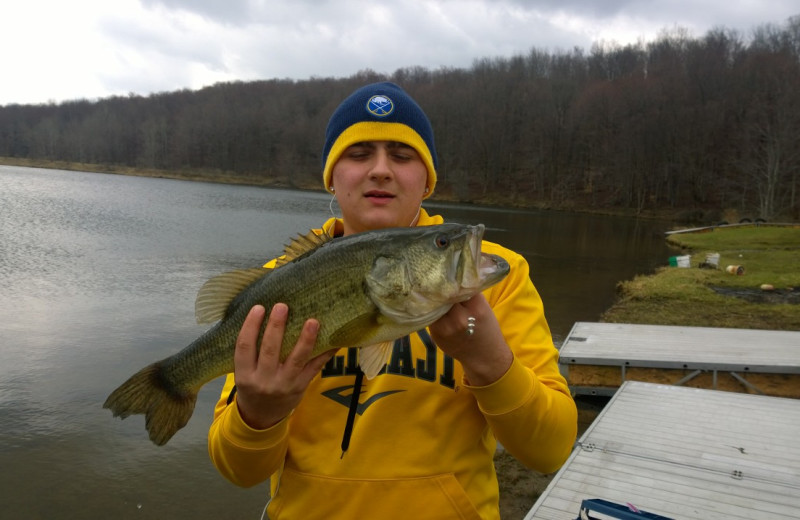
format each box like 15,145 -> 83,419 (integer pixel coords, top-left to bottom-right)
208,209 -> 577,519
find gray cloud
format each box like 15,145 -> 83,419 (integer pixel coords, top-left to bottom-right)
1,0 -> 797,105
140,0 -> 253,24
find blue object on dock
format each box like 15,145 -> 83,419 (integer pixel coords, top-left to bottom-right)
576,499 -> 674,520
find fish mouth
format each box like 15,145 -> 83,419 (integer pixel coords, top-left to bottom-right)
455,224 -> 509,291
480,253 -> 509,280
456,224 -> 486,289
468,224 -> 484,271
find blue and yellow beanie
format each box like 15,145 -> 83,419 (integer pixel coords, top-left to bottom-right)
322,82 -> 438,199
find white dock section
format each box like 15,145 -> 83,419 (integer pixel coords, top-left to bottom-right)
559,322 -> 800,397
525,381 -> 800,520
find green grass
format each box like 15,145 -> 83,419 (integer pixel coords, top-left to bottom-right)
666,225 -> 800,250
602,225 -> 800,330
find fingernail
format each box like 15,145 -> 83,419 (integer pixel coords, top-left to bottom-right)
271,303 -> 288,318
307,320 -> 319,334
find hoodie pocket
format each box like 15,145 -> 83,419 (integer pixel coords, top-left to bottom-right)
268,468 -> 484,520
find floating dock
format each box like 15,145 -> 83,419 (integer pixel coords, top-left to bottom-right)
559,322 -> 800,398
524,381 -> 800,519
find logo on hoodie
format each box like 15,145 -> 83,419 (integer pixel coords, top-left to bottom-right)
320,330 -> 457,412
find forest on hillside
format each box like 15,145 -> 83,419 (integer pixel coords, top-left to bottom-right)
1,17 -> 799,221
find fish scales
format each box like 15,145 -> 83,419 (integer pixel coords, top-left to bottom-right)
104,224 -> 509,445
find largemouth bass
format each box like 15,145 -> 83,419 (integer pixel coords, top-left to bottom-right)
104,223 -> 509,445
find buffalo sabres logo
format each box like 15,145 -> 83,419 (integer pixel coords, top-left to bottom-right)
366,94 -> 394,117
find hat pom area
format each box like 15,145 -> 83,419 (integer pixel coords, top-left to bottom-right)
322,82 -> 438,198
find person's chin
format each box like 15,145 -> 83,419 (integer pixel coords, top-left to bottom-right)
356,209 -> 406,231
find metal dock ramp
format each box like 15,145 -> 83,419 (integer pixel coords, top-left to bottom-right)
559,322 -> 800,398
524,381 -> 800,519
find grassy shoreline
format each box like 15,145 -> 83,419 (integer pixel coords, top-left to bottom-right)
601,225 -> 800,330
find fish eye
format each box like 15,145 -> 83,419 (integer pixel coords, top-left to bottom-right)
434,234 -> 449,248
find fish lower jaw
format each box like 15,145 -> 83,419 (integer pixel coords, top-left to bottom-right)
374,301 -> 453,327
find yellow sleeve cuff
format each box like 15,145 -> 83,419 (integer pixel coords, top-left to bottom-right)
465,357 -> 536,416
220,397 -> 291,449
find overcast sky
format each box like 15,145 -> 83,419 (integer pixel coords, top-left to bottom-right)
2,0 -> 797,106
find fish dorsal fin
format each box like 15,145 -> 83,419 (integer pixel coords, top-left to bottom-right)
195,268 -> 270,324
274,230 -> 332,268
359,342 -> 393,380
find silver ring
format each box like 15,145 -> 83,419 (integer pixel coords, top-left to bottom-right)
466,316 -> 476,336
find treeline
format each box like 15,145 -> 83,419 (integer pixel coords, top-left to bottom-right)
1,17 -> 799,220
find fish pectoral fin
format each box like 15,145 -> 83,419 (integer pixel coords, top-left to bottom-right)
327,314 -> 390,379
194,268 -> 271,324
359,342 -> 393,380
328,314 -> 381,347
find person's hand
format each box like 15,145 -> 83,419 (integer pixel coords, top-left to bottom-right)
233,303 -> 335,430
428,294 -> 513,386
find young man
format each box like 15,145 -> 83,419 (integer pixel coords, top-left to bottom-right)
208,82 -> 577,519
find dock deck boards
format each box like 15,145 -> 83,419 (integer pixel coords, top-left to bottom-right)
559,322 -> 800,397
524,381 -> 800,520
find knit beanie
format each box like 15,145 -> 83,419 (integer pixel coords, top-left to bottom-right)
322,82 -> 438,198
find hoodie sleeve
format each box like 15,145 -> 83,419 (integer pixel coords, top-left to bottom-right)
467,244 -> 578,474
207,373 -> 289,488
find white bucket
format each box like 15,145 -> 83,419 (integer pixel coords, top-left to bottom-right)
676,255 -> 691,268
705,253 -> 720,267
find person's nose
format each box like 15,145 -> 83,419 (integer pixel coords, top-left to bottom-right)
368,148 -> 393,182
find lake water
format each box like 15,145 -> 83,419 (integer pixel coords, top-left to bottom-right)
0,165 -> 672,519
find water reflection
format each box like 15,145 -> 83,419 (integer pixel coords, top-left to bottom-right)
0,166 -> 671,519
426,202 -> 671,338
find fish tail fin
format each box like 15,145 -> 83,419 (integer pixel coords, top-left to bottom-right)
103,363 -> 197,446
